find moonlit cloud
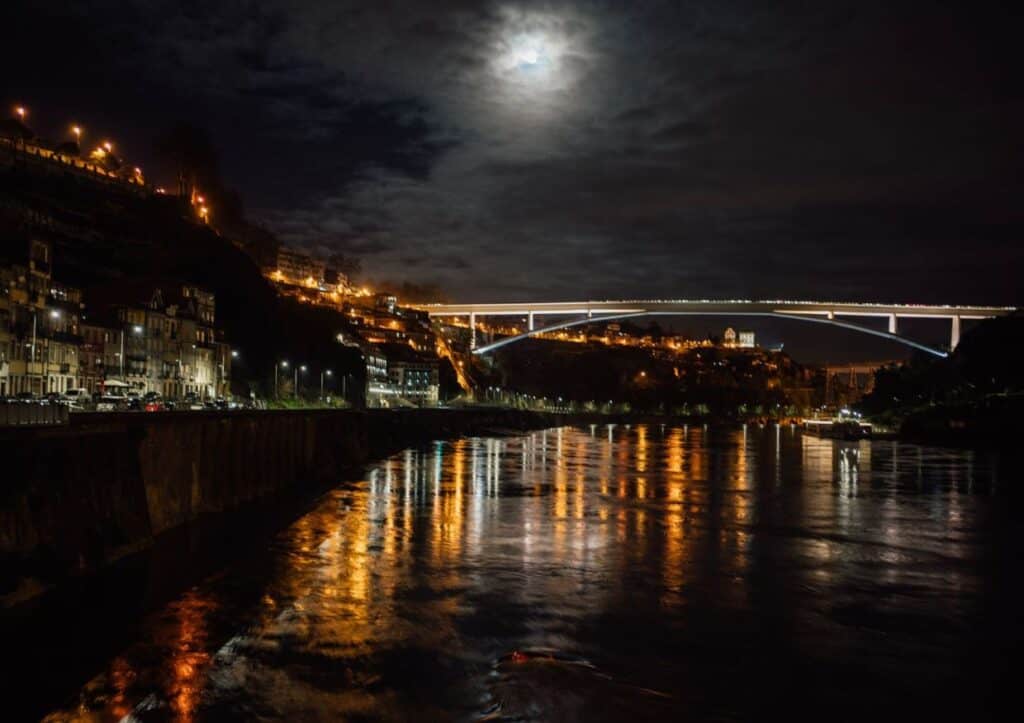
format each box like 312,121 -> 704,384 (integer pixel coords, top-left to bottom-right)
6,0 -> 1022,312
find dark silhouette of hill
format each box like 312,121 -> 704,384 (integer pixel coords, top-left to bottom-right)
488,338 -> 809,415
858,316 -> 1024,445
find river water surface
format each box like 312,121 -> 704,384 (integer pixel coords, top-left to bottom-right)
34,425 -> 1018,721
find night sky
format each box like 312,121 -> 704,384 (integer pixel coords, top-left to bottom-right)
4,1 -> 1022,321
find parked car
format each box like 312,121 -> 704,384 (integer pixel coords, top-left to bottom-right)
58,388 -> 92,410
95,396 -> 121,412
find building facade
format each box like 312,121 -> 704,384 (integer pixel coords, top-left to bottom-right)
364,342 -> 439,408
94,284 -> 231,399
275,247 -> 325,287
0,240 -> 82,396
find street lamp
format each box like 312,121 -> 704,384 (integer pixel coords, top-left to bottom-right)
71,125 -> 82,149
14,106 -> 25,121
29,307 -> 61,394
295,364 -> 307,400
320,368 -> 333,401
276,360 -> 288,398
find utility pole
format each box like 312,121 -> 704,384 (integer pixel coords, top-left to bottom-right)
276,360 -> 288,399
30,311 -> 37,394
320,369 -> 332,401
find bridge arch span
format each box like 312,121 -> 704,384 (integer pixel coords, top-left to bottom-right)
470,311 -> 951,357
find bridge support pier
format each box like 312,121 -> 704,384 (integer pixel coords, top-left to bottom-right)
469,312 -> 476,349
951,315 -> 961,350
527,311 -> 535,331
888,314 -> 897,334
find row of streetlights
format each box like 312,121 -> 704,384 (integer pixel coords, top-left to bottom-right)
9,105 -> 150,186
274,360 -> 344,401
12,105 -> 103,156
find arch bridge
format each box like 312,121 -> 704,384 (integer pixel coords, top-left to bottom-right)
418,300 -> 1017,357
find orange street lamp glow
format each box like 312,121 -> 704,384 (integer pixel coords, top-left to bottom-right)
102,141 -> 112,152
15,106 -> 25,120
71,125 -> 82,142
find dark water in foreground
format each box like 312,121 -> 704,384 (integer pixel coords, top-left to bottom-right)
32,425 -> 1020,721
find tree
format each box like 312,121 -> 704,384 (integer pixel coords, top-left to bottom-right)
154,123 -> 244,228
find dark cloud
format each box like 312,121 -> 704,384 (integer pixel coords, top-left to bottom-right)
3,0 -> 1022,317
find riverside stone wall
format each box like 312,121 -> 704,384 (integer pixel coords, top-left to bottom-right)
0,408 -> 559,589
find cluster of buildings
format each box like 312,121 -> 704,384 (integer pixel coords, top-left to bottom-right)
469,319 -> 757,354
722,327 -> 756,349
339,294 -> 441,407
266,246 -> 362,302
266,247 -> 442,407
1,240 -> 231,400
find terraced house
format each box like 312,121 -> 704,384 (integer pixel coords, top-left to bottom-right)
87,282 -> 232,400
0,240 -> 81,396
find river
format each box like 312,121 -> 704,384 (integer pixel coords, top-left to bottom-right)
29,424 -> 1018,721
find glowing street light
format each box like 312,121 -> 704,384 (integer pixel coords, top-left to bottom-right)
14,106 -> 25,121
275,360 -> 289,398
320,368 -> 333,401
295,364 -> 308,399
71,125 -> 82,148
102,141 -> 112,152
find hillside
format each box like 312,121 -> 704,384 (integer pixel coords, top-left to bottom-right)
483,338 -> 817,416
0,162 -> 365,398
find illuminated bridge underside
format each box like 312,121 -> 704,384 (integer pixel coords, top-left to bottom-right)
419,300 -> 1017,358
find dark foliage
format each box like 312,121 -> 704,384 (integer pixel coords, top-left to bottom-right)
488,339 -> 809,415
858,316 -> 1024,418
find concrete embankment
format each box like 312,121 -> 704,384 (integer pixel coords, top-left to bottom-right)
0,408 -> 560,599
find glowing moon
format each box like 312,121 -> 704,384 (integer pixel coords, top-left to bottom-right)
498,33 -> 552,73
518,48 -> 540,66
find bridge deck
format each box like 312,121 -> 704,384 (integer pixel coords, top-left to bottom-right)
420,300 -> 1016,319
